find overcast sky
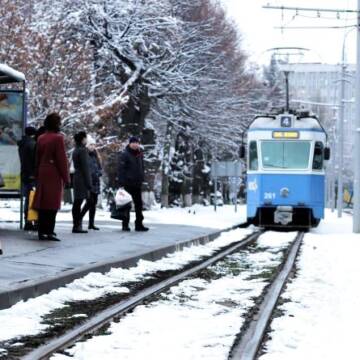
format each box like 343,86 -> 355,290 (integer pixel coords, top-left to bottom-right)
222,0 -> 357,65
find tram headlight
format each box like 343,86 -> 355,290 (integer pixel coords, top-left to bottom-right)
280,187 -> 290,198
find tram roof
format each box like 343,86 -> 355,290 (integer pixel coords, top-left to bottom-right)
0,64 -> 25,84
250,114 -> 323,131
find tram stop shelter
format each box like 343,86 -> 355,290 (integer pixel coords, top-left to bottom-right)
0,64 -> 27,228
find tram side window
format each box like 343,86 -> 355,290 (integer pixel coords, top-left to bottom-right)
313,141 -> 324,170
249,141 -> 258,170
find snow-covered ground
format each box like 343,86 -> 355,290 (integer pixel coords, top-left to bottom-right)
260,210 -> 360,360
3,200 -> 359,359
0,200 -> 246,230
139,204 -> 246,229
51,232 -> 296,360
0,228 -> 253,344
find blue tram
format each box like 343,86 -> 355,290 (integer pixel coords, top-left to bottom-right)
242,111 -> 330,228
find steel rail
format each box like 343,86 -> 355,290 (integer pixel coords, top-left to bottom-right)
229,231 -> 304,360
22,230 -> 262,360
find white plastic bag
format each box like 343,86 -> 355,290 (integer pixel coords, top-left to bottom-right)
69,159 -> 75,174
115,188 -> 132,207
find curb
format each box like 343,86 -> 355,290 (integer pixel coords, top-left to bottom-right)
0,223 -> 244,310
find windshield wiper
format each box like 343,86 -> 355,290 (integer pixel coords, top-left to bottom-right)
264,163 -> 286,169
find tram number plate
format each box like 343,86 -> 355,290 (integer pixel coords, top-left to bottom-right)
264,192 -> 276,200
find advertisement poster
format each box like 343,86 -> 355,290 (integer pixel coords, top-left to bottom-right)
0,91 -> 24,191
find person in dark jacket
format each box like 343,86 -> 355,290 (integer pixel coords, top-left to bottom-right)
34,113 -> 70,241
18,126 -> 37,231
118,136 -> 149,231
72,131 -> 92,233
80,136 -> 102,230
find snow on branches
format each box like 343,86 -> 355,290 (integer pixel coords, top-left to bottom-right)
0,0 -> 266,203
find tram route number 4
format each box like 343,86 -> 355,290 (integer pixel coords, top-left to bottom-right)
281,116 -> 292,127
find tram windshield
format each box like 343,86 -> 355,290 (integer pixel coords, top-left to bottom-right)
261,141 -> 311,169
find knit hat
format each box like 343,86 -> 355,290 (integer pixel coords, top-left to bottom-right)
129,136 -> 140,144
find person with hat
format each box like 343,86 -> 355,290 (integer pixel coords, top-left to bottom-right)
80,135 -> 102,230
18,126 -> 37,230
117,136 -> 149,231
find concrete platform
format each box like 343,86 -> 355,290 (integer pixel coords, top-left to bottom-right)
0,219 -> 239,310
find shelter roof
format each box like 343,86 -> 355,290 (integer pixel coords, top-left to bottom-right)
0,64 -> 25,84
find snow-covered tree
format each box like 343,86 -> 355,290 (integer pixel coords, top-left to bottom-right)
0,0 -> 266,207
263,54 -> 285,110
0,1 -> 94,125
156,0 -> 262,206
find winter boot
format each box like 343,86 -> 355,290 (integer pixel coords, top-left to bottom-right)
135,223 -> 149,232
122,221 -> 131,232
72,227 -> 88,234
72,216 -> 88,233
24,222 -> 36,231
123,219 -> 131,231
88,223 -> 100,231
72,223 -> 88,234
47,234 -> 61,241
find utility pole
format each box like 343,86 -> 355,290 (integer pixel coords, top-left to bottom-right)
336,28 -> 356,218
353,0 -> 360,232
337,55 -> 346,218
284,71 -> 290,112
331,111 -> 337,213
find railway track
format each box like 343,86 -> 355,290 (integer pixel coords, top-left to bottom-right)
18,230 -> 304,360
229,231 -> 304,360
22,230 -> 263,360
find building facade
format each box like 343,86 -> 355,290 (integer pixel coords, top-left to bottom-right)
279,63 -> 356,203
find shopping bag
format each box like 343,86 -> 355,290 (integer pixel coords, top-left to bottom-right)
110,202 -> 131,221
68,158 -> 75,189
27,189 -> 38,222
115,188 -> 132,207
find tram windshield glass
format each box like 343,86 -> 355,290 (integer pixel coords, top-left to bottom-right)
261,141 -> 311,169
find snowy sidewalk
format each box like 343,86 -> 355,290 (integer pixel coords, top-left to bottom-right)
260,210 -> 360,360
0,204 -> 246,309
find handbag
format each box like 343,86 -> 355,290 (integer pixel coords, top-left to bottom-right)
27,189 -> 39,222
115,188 -> 132,207
66,173 -> 74,189
0,173 -> 4,188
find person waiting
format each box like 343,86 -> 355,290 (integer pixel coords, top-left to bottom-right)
71,131 -> 92,233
